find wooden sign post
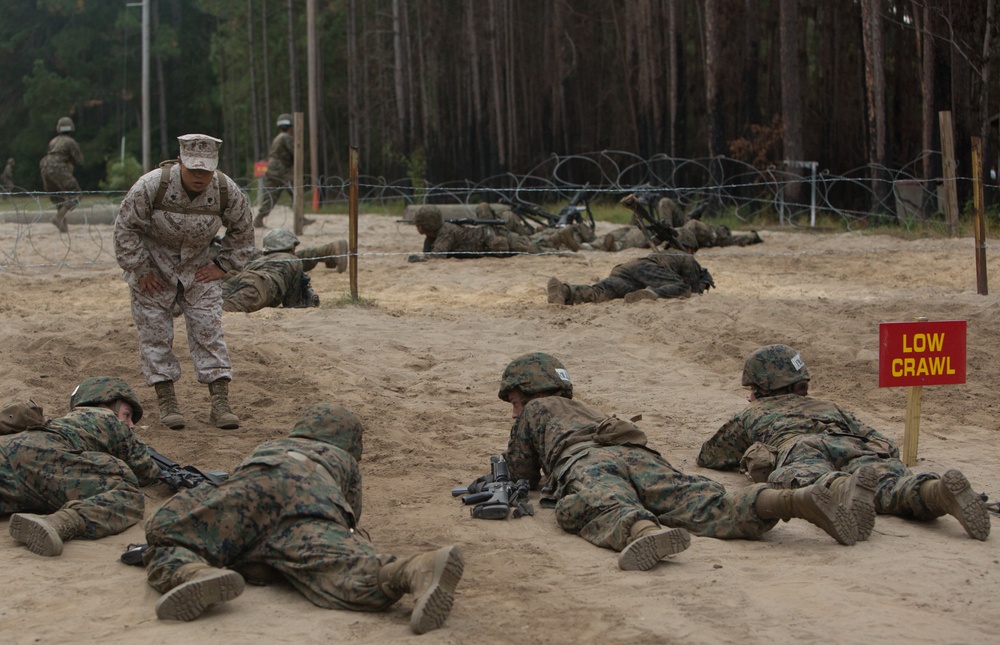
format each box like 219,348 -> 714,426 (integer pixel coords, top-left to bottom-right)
878,318 -> 967,466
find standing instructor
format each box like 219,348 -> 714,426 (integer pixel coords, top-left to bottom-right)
114,134 -> 254,430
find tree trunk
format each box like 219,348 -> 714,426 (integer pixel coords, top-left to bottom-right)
261,0 -> 271,136
780,0 -> 804,202
287,0 -> 299,112
246,0 -> 260,161
861,0 -> 889,218
704,0 -> 724,157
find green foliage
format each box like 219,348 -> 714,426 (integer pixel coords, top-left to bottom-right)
99,155 -> 144,191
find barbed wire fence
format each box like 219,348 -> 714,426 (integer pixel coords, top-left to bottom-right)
1,151 -> 996,273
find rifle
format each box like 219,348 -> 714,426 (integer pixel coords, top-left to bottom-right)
148,447 -> 228,491
555,184 -> 596,231
620,191 -> 682,251
451,454 -> 532,520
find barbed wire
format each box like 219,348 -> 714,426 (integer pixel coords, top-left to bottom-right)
2,152 -> 995,273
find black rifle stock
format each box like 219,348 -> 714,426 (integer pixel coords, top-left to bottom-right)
452,454 -> 530,520
148,447 -> 228,491
555,184 -> 595,230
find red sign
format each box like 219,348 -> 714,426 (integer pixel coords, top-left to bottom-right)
254,160 -> 268,178
878,320 -> 966,387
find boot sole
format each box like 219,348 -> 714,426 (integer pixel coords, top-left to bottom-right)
410,546 -> 465,635
155,570 -> 245,621
617,527 -> 691,571
941,470 -> 991,541
850,466 -> 879,541
161,413 -> 185,430
9,513 -> 63,557
813,477 -> 859,546
210,414 -> 240,430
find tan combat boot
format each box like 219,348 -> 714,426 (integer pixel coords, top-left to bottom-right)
154,381 -> 185,430
547,277 -> 570,305
377,546 -> 465,634
919,470 -> 990,541
617,520 -> 691,571
9,508 -> 85,556
847,466 -> 879,541
551,226 -> 580,252
328,239 -> 349,273
755,475 -> 859,545
155,562 -> 245,621
208,379 -> 239,429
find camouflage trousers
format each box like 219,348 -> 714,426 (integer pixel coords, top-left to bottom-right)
554,446 -> 776,552
589,260 -> 690,302
144,464 -> 397,612
130,280 -> 232,385
769,435 -> 940,520
258,176 -> 292,219
0,442 -> 144,538
40,164 -> 81,209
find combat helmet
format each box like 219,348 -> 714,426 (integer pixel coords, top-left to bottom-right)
289,403 -> 364,462
675,227 -> 698,252
741,344 -> 810,392
69,376 -> 143,422
498,352 -> 573,402
413,206 -> 443,232
57,117 -> 75,133
262,228 -> 299,252
276,113 -> 293,128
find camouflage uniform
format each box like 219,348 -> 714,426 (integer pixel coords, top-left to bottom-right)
40,133 -> 83,208
0,406 -> 159,538
222,252 -> 312,312
581,249 -> 711,302
423,221 -> 546,257
602,225 -> 652,252
679,219 -> 762,248
699,394 -> 943,520
257,129 -> 294,221
114,163 -> 254,385
506,396 -> 777,552
144,404 -> 398,611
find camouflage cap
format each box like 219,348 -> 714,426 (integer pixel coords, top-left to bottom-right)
413,206 -> 443,232
675,227 -> 699,252
178,134 -> 222,172
276,113 -> 293,127
498,352 -> 574,402
262,228 -> 299,252
289,403 -> 364,462
0,400 -> 45,435
69,376 -> 143,423
741,344 -> 810,391
57,116 -> 75,133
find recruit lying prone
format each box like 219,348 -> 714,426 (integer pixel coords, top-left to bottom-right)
620,191 -> 682,251
452,454 -> 532,520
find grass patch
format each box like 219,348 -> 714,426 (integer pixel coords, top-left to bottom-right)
321,293 -> 378,308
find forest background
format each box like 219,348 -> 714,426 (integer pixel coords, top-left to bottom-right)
0,0 -> 997,218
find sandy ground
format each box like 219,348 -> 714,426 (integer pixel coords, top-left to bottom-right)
1,208 -> 998,645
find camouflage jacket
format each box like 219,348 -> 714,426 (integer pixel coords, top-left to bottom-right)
506,396 -> 626,492
265,131 -> 294,181
424,222 -> 496,257
233,436 -> 363,526
697,393 -> 900,471
0,406 -> 160,486
114,164 -> 254,304
40,135 -> 83,172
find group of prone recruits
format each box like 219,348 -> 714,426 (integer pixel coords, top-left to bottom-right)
0,345 -> 991,635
